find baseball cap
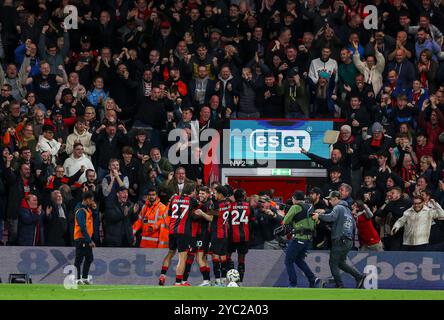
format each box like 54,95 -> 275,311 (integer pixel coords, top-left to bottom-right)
258,195 -> 271,203
309,187 -> 322,195
319,71 -> 330,79
210,28 -> 222,35
287,68 -> 298,78
325,190 -> 341,200
292,190 -> 305,201
52,108 -> 63,117
80,35 -> 91,43
160,21 -> 171,29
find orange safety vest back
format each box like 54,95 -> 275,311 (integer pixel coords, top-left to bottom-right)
158,210 -> 170,248
133,199 -> 166,248
74,207 -> 93,241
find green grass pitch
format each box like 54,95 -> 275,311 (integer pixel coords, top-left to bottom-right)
0,284 -> 443,300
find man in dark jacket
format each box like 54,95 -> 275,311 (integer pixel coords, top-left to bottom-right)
312,191 -> 366,288
91,121 -> 129,182
44,190 -> 68,246
133,86 -> 167,149
344,95 -> 371,137
189,43 -> 218,80
137,69 -> 155,102
104,187 -> 139,247
259,73 -> 284,118
143,147 -> 173,182
120,146 -> 142,202
301,148 -> 351,184
359,122 -> 393,172
160,166 -> 196,199
93,10 -> 117,50
5,157 -> 37,245
188,65 -> 215,108
109,64 -> 138,121
18,194 -> 44,246
251,196 -> 283,249
386,49 -> 416,90
321,166 -> 344,197
214,65 -> 239,111
346,74 -> 376,114
375,186 -> 412,251
237,67 -> 262,118
153,21 -> 179,58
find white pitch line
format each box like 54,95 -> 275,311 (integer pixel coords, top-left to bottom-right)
79,286 -> 184,291
77,286 -> 295,292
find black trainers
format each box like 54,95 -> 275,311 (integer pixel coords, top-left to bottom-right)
309,277 -> 321,288
356,274 -> 367,289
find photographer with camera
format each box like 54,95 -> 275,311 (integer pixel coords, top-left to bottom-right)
284,190 -> 319,288
251,196 -> 283,250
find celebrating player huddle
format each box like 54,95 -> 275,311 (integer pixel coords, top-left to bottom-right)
158,185 -> 253,287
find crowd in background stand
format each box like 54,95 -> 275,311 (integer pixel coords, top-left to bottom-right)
0,0 -> 444,250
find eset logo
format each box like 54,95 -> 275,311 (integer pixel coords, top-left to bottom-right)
250,130 -> 311,154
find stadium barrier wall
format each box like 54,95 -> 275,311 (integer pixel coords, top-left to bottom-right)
0,247 -> 443,289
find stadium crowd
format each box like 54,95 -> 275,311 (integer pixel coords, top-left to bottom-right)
0,0 -> 444,253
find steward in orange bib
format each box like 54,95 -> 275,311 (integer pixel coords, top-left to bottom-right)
158,205 -> 170,249
133,188 -> 167,248
74,191 -> 96,285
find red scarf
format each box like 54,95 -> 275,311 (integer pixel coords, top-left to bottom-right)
199,119 -> 209,130
339,134 -> 355,144
20,179 -> 30,207
388,83 -> 398,107
418,62 -> 430,88
370,137 -> 382,147
412,90 -> 421,104
401,167 -> 416,193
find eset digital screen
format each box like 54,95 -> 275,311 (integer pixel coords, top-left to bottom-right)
230,120 -> 333,161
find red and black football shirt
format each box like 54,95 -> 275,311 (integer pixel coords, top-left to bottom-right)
169,195 -> 199,235
228,201 -> 252,243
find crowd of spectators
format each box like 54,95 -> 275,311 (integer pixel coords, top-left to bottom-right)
0,0 -> 444,251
